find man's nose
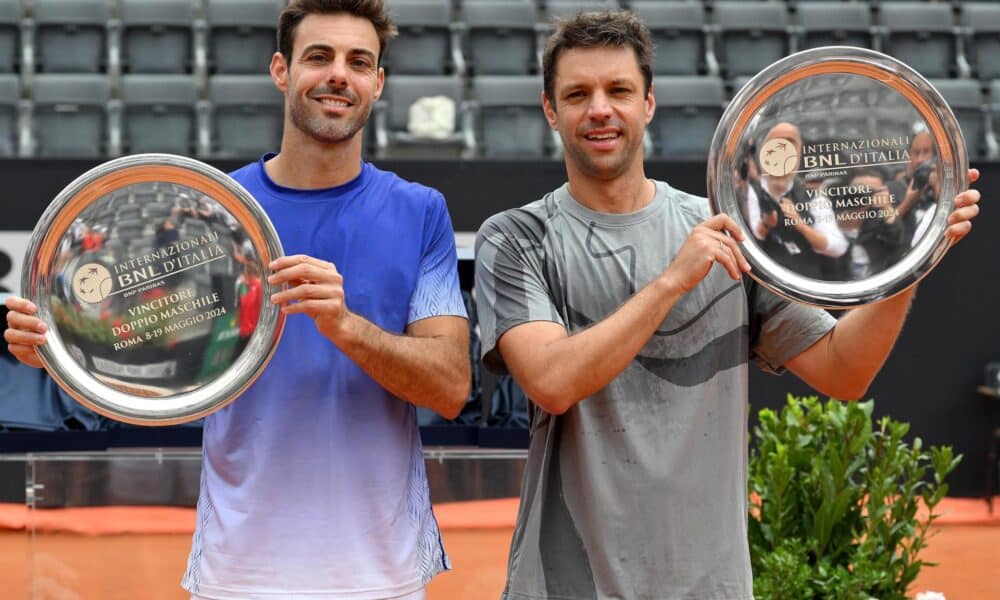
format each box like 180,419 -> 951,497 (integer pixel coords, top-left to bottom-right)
326,59 -> 349,86
587,91 -> 613,120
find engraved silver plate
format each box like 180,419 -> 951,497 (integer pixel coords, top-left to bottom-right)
22,154 -> 285,425
708,47 -> 967,307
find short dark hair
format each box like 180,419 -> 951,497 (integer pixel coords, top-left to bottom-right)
278,0 -> 398,66
542,10 -> 654,108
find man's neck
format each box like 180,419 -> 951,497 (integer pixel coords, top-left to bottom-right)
566,165 -> 655,215
265,128 -> 365,190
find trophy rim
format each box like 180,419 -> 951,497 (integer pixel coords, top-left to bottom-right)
21,153 -> 286,426
707,46 -> 968,308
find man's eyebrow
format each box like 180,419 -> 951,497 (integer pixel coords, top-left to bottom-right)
298,43 -> 377,61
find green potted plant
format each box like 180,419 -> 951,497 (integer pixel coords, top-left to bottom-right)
749,396 -> 961,600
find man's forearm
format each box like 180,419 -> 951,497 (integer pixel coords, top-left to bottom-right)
512,275 -> 685,413
323,313 -> 471,418
805,287 -> 915,399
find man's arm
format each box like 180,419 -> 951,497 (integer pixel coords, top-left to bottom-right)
496,214 -> 751,415
269,255 -> 470,419
785,172 -> 981,399
784,287 -> 914,400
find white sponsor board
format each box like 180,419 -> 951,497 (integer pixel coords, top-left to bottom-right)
0,230 -> 32,300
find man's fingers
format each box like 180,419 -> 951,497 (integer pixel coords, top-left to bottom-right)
269,254 -> 337,272
704,214 -> 746,241
948,203 -> 980,226
968,168 -> 980,184
270,284 -> 339,305
715,245 -> 742,280
279,299 -> 342,316
4,327 -> 47,346
945,221 -> 972,243
711,232 -> 751,273
4,296 -> 37,315
6,310 -> 47,334
7,345 -> 43,369
954,189 -> 981,208
268,262 -> 340,286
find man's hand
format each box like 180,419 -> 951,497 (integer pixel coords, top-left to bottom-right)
268,255 -> 348,338
945,168 -> 981,245
3,296 -> 46,368
778,196 -> 801,224
663,214 -> 751,295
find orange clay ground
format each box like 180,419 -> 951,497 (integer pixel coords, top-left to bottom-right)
0,497 -> 997,599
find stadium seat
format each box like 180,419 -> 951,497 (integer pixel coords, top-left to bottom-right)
879,3 -> 964,79
374,74 -> 471,158
0,0 -> 22,73
932,78 -> 986,159
30,73 -> 110,156
963,2 -> 1000,82
544,1 -> 621,22
713,1 -> 791,79
630,1 -> 712,76
31,0 -> 110,73
384,0 -> 463,75
205,0 -> 282,75
119,0 -> 196,74
649,75 -> 725,158
0,72 -> 20,155
120,74 -> 200,155
463,0 -> 538,75
470,75 -> 549,158
208,75 -> 283,158
796,2 -> 875,51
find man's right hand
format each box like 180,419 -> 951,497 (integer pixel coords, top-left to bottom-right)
3,296 -> 46,368
663,214 -> 751,295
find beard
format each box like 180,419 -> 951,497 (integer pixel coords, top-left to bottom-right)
288,86 -> 372,144
562,124 -> 641,181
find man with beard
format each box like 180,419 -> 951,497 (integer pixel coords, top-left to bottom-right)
474,10 -> 981,599
5,1 -> 470,598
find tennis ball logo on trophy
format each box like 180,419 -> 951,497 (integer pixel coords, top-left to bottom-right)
758,137 -> 800,177
72,262 -> 114,304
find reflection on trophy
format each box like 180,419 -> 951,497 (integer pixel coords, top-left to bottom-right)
22,154 -> 285,425
709,47 -> 968,308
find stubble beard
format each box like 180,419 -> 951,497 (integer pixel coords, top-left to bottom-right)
563,129 -> 639,181
288,93 -> 372,145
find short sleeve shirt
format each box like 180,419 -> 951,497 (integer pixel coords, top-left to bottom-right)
475,181 -> 835,600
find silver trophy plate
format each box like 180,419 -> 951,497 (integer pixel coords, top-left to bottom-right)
708,47 -> 968,308
22,154 -> 285,425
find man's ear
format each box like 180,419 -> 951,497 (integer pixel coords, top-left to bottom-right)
270,52 -> 289,93
542,91 -> 558,129
645,79 -> 656,125
374,66 -> 385,101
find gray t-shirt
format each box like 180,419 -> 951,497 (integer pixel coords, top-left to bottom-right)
474,181 -> 836,600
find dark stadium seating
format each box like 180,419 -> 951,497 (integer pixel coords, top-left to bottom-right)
0,0 -> 989,159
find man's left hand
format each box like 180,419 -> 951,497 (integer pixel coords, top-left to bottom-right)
946,168 -> 982,245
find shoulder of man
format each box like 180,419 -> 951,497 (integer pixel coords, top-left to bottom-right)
363,162 -> 447,208
475,193 -> 558,252
654,179 -> 712,222
226,160 -> 261,185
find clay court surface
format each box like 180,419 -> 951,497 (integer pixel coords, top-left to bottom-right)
1,497 -> 997,599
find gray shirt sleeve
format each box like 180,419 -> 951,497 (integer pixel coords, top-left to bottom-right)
746,279 -> 837,374
474,213 -> 565,375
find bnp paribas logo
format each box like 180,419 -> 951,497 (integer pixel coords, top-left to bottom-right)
72,262 -> 114,304
759,138 -> 800,177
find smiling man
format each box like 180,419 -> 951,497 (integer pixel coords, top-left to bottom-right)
473,10 -> 982,599
5,1 -> 469,599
